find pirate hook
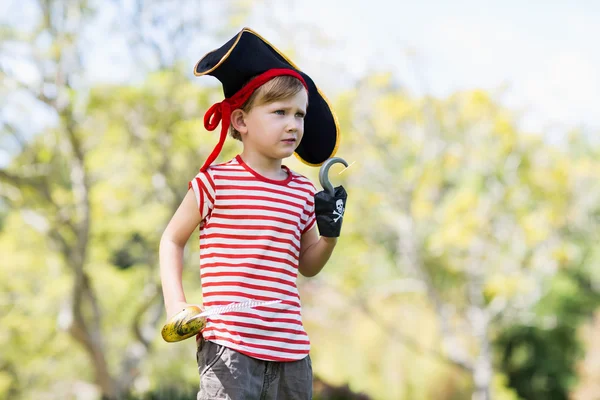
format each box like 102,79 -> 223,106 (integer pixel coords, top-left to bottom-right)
319,157 -> 349,196
315,157 -> 349,237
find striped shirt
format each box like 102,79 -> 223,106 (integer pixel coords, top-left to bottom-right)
188,155 -> 316,361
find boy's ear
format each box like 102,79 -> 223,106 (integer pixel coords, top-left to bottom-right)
230,109 -> 248,134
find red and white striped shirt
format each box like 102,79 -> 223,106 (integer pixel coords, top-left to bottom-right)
188,155 -> 316,361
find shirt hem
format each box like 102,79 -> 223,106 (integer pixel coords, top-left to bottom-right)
203,336 -> 310,362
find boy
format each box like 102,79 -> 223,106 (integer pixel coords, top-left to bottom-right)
159,28 -> 347,400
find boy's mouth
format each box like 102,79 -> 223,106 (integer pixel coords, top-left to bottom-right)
281,138 -> 296,144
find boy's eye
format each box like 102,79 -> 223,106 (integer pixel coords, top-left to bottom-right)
274,110 -> 285,115
295,112 -> 305,119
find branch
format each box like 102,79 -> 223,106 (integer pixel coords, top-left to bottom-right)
393,213 -> 474,369
32,0 -> 114,396
61,102 -> 92,267
131,283 -> 162,348
117,283 -> 163,393
2,121 -> 27,152
354,292 -> 473,373
0,361 -> 19,398
0,169 -> 44,189
3,166 -> 81,246
352,98 -> 473,369
126,0 -> 169,69
64,270 -> 117,398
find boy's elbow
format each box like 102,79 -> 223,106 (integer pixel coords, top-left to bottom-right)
159,232 -> 171,247
299,270 -> 313,278
160,231 -> 186,250
298,263 -> 319,278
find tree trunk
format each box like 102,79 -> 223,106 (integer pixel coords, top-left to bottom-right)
468,243 -> 493,400
472,333 -> 492,400
65,270 -> 119,399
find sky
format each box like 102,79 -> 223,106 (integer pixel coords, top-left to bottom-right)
238,0 -> 600,134
86,0 -> 600,134
2,0 -> 600,147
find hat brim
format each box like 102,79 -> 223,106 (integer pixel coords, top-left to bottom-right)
194,28 -> 339,167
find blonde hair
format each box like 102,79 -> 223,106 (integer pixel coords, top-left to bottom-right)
229,75 -> 307,141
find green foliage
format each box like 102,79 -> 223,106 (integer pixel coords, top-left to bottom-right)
326,74 -> 600,399
0,200 -> 7,233
0,66 -> 228,399
493,250 -> 600,400
2,54 -> 600,400
111,233 -> 151,270
495,324 -> 580,400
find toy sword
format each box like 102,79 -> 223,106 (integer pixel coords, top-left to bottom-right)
161,299 -> 282,342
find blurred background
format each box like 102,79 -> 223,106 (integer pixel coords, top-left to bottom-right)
2,0 -> 600,399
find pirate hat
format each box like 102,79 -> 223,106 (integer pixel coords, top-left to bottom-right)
194,27 -> 339,170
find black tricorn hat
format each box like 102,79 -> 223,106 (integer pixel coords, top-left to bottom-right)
194,27 -> 339,167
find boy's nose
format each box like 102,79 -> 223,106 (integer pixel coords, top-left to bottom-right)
286,118 -> 302,132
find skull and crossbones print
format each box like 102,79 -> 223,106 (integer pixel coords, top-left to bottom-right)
333,199 -> 344,222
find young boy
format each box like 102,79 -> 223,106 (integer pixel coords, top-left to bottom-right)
159,28 -> 347,400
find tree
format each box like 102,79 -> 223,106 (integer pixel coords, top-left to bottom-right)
0,0 -> 119,395
0,0 -> 222,397
325,73 -> 600,399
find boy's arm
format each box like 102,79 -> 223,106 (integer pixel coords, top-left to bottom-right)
159,189 -> 202,319
298,182 -> 347,277
298,183 -> 347,277
298,226 -> 337,277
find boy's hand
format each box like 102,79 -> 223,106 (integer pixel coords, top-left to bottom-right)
162,303 -> 206,343
166,301 -> 203,321
314,185 -> 347,237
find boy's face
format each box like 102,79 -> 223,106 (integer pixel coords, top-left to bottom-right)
240,89 -> 308,161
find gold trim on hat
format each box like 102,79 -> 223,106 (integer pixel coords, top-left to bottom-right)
194,27 -> 340,167
193,29 -> 245,77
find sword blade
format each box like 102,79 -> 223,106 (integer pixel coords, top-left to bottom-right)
187,299 -> 282,321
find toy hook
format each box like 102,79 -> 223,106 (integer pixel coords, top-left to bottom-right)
318,157 -> 348,196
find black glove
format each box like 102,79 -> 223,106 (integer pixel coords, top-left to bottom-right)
314,185 -> 347,237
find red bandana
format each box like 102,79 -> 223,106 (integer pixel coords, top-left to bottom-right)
200,68 -> 308,172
